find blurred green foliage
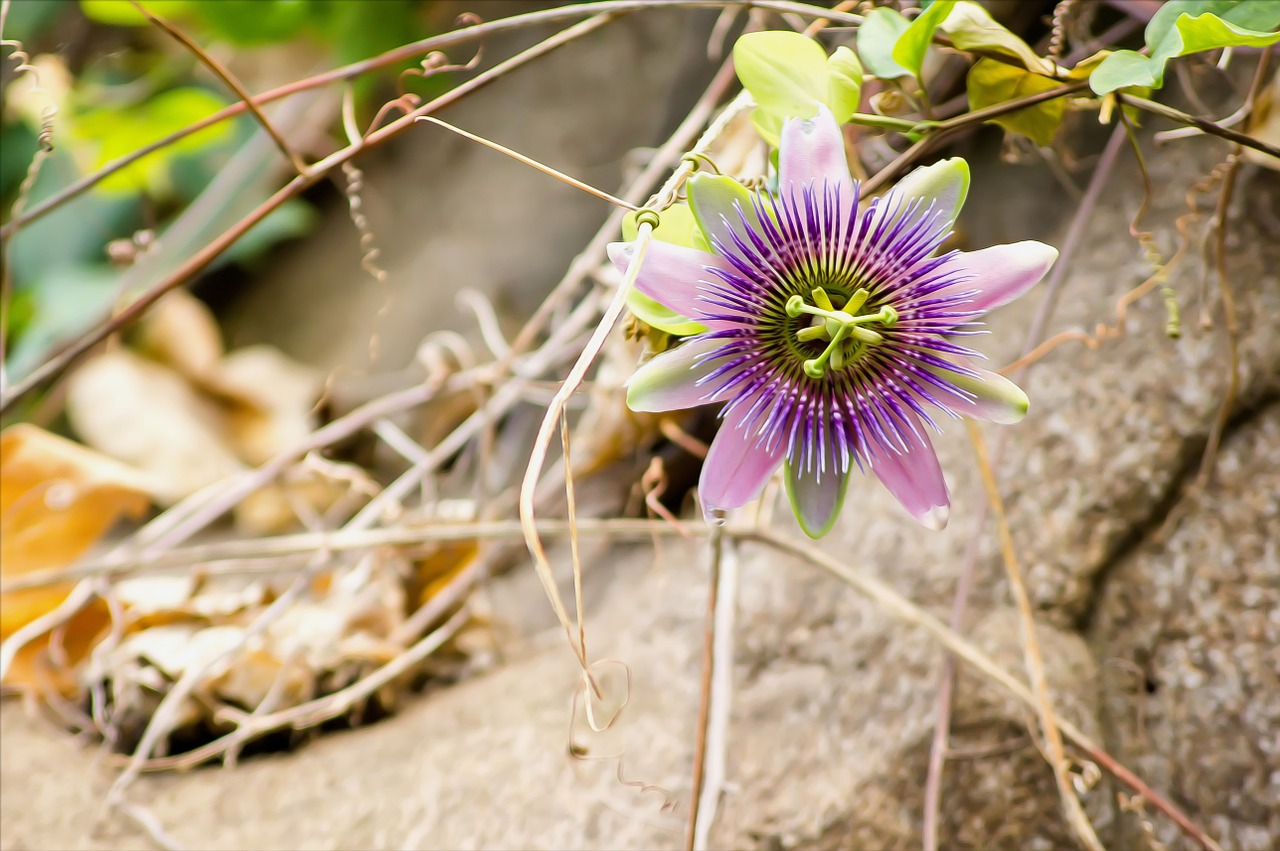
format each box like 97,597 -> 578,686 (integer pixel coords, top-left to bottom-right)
2,0 -> 442,379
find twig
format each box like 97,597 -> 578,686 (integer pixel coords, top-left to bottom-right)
114,799 -> 186,851
107,553 -> 329,801
0,0 -> 857,239
516,90 -> 752,674
968,421 -> 1104,851
864,80 -> 1092,194
1120,93 -> 1280,160
416,116 -> 639,210
0,13 -> 618,416
129,1 -> 308,176
738,528 -> 1222,851
1197,49 -> 1268,488
0,580 -> 97,683
2,518 -> 706,594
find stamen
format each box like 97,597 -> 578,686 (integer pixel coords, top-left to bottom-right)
811,287 -> 836,311
789,286 -> 897,378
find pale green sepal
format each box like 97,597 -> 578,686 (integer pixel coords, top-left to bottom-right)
785,461 -> 851,539
893,157 -> 970,228
686,173 -> 764,247
626,289 -> 707,337
931,365 -> 1030,424
751,109 -> 786,147
624,338 -> 721,413
621,202 -> 708,251
826,47 -> 863,123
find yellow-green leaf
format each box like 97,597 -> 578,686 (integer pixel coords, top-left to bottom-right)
891,0 -> 956,80
967,59 -> 1066,147
940,1 -> 1057,75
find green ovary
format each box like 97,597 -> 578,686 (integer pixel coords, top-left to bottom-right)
785,286 -> 898,379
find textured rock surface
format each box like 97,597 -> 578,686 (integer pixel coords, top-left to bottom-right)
4,29 -> 1280,851
1089,408 -> 1280,851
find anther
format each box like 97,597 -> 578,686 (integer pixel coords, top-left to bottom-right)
850,326 -> 883,345
844,288 -> 870,314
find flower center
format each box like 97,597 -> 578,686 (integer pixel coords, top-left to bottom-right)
785,286 -> 898,379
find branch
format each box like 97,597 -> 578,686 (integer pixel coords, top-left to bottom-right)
130,1 -> 309,176
1120,93 -> 1280,160
0,0 -> 860,238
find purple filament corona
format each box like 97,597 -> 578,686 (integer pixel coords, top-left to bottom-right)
681,181 -> 987,476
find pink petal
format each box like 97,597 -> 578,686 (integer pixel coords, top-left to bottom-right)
625,337 -> 726,413
778,106 -> 855,202
608,240 -> 733,327
938,241 -> 1058,315
699,412 -> 785,512
868,411 -> 950,530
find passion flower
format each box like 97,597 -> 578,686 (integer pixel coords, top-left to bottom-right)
612,107 -> 1056,537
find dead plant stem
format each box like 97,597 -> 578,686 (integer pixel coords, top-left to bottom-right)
0,0 -> 856,239
130,1 -> 308,176
1,519 -> 707,594
968,421 -> 1104,851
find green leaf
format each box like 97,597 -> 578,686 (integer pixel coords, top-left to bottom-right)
188,0 -> 310,45
826,47 -> 864,122
857,7 -> 912,79
734,31 -> 828,121
1090,10 -> 1280,95
939,1 -> 1056,75
73,87 -> 234,195
967,59 -> 1066,147
6,265 -> 122,382
891,0 -> 956,80
79,0 -> 192,26
1146,0 -> 1280,49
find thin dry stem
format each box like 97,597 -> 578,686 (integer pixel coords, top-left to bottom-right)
416,116 -> 639,211
130,0 -> 308,175
968,421 -> 1104,851
691,527 -> 736,851
922,123 -> 1130,851
0,0 -> 859,240
517,89 -> 752,676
